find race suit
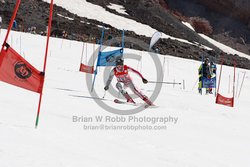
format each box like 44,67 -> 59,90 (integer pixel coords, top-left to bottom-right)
105,65 -> 146,100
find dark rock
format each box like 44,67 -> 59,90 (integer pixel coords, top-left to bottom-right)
0,0 -> 250,69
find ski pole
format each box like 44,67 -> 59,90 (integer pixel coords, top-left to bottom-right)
238,71 -> 246,98
148,81 -> 181,85
102,91 -> 106,99
192,78 -> 199,90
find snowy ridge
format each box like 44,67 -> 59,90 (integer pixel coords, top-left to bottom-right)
42,0 -> 250,59
199,33 -> 250,59
107,3 -> 128,15
57,13 -> 74,21
41,0 -> 198,46
182,21 -> 250,59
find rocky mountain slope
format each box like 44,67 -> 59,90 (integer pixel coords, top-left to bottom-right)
0,0 -> 250,69
166,0 -> 250,55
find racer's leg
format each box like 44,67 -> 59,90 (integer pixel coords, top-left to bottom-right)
116,82 -> 135,103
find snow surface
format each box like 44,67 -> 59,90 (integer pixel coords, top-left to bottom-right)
1,1 -> 250,166
57,13 -> 74,21
182,21 -> 195,31
107,3 -> 128,15
181,21 -> 250,59
199,33 -> 250,59
1,28 -> 250,167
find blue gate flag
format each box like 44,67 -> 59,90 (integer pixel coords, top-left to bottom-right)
97,48 -> 123,66
91,27 -> 125,92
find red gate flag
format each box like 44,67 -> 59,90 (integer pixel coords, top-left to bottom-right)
215,58 -> 236,108
0,44 -> 44,93
79,63 -> 94,74
216,93 -> 234,107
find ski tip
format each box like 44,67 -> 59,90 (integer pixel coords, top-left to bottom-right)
114,99 -> 119,103
144,104 -> 158,109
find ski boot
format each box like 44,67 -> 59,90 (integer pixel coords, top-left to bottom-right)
123,92 -> 135,104
206,88 -> 213,94
142,96 -> 154,106
198,88 -> 202,94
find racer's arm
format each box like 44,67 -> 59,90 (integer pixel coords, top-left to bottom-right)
127,66 -> 148,83
127,66 -> 144,79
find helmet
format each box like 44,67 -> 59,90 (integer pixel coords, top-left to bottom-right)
205,58 -> 209,63
116,59 -> 124,66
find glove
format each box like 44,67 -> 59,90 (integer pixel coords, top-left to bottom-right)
104,85 -> 109,91
142,78 -> 148,84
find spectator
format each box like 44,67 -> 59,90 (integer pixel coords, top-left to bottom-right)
198,58 -> 212,94
12,20 -> 17,30
0,16 -> 2,29
96,39 -> 100,44
31,26 -> 36,34
45,26 -> 48,35
210,61 -> 217,77
62,30 -> 68,38
155,48 -> 159,53
130,43 -> 134,49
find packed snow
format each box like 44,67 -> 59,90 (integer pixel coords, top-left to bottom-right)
57,13 -> 74,21
182,21 -> 195,31
181,21 -> 250,59
107,3 -> 128,15
199,33 -> 250,59
0,28 -> 250,167
1,0 -> 250,166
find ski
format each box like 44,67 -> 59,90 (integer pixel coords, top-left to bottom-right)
114,99 -> 158,108
144,104 -> 159,109
114,99 -> 138,106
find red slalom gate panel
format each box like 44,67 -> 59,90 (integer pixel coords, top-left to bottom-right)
0,45 -> 44,93
216,93 -> 234,107
80,63 -> 94,74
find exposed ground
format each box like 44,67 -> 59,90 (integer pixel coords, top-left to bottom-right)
0,0 -> 250,69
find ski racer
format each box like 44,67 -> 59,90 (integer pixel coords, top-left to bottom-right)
104,59 -> 153,106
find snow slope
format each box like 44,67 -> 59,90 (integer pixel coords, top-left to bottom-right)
107,3 -> 128,15
199,33 -> 250,59
0,27 -> 250,167
182,21 -> 250,59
